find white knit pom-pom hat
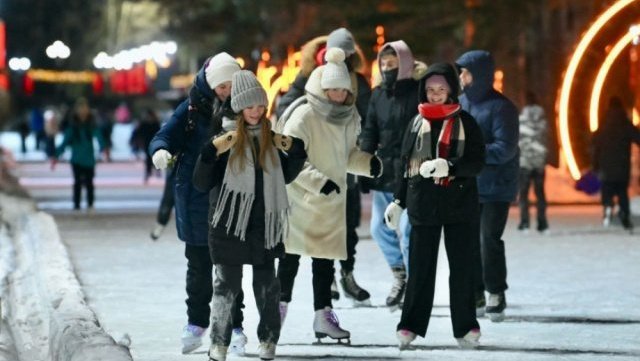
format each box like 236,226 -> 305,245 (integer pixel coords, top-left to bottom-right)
320,48 -> 351,91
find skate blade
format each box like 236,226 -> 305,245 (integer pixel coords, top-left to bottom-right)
388,304 -> 402,313
313,333 -> 351,345
456,339 -> 480,349
181,340 -> 203,354
487,311 -> 505,322
352,298 -> 372,307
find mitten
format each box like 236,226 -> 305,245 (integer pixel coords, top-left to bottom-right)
320,179 -> 341,195
419,158 -> 449,178
273,133 -> 293,151
370,156 -> 383,178
152,149 -> 173,170
212,130 -> 237,156
384,200 -> 404,230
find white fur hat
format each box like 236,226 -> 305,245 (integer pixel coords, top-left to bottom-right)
320,48 -> 351,91
205,52 -> 241,89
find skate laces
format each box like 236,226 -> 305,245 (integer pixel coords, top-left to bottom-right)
184,324 -> 205,337
325,308 -> 340,327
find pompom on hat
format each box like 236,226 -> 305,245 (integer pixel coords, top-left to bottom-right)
230,70 -> 268,113
320,48 -> 351,91
205,52 -> 241,90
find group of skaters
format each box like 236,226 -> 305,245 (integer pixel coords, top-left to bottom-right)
144,26 -> 637,361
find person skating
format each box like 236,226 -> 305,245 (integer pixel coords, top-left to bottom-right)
148,53 -> 248,354
276,27 -> 373,306
592,96 -> 640,231
276,48 -> 381,343
360,40 -> 427,309
193,70 -> 307,361
456,50 -> 520,322
385,62 -> 484,350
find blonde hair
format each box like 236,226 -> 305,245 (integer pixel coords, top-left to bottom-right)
228,114 -> 275,172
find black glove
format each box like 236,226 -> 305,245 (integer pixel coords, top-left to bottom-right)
289,136 -> 306,157
370,156 -> 382,178
320,179 -> 341,195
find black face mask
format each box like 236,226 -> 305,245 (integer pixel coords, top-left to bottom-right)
382,68 -> 398,88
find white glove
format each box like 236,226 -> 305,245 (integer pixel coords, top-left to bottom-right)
152,149 -> 173,170
419,158 -> 449,178
384,201 -> 404,230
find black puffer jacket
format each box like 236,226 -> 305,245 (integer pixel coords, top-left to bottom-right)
192,132 -> 307,265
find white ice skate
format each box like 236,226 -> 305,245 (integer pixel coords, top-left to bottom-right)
396,329 -> 416,350
486,292 -> 506,322
229,327 -> 247,355
258,342 -> 276,360
208,344 -> 228,361
456,328 -> 481,349
312,306 -> 350,344
181,324 -> 205,354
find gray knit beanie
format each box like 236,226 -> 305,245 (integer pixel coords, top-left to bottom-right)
231,70 -> 268,113
327,28 -> 356,56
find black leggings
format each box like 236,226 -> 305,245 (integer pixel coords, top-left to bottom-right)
71,163 -> 95,209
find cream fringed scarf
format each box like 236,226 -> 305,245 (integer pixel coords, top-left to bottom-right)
211,119 -> 289,249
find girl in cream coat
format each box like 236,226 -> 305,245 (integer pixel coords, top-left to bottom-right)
277,48 -> 381,342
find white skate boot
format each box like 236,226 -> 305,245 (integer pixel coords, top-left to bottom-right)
312,306 -> 350,344
396,329 -> 416,350
181,324 -> 205,354
229,327 -> 247,355
208,344 -> 228,361
258,342 -> 276,360
456,328 -> 481,349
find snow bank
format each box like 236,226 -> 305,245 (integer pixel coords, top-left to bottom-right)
0,194 -> 132,361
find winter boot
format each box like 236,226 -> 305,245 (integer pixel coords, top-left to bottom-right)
150,222 -> 166,240
396,329 -> 416,350
486,292 -> 506,322
456,328 -> 481,349
279,301 -> 288,326
603,206 -> 613,227
229,327 -> 248,355
475,291 -> 486,318
386,266 -> 407,308
330,275 -> 340,300
537,218 -> 549,234
181,324 -> 206,354
619,212 -> 633,231
313,306 -> 350,343
258,342 -> 276,360
340,269 -> 371,306
517,220 -> 529,233
208,344 -> 228,361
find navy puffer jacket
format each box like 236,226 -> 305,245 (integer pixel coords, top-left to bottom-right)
149,62 -> 231,245
456,50 -> 519,203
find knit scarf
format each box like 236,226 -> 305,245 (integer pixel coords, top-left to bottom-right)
211,119 -> 289,249
306,92 -> 357,126
406,103 -> 465,186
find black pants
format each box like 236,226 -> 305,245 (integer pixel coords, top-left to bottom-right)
518,168 -> 547,225
601,181 -> 630,219
470,202 -> 510,294
278,253 -> 335,311
210,262 -> 280,346
339,187 -> 361,272
71,163 -> 95,209
397,223 -> 479,338
185,244 -> 244,329
156,169 -> 175,226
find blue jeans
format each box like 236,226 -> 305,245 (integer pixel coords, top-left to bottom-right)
370,191 -> 410,270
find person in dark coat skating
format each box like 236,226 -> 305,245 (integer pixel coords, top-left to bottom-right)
384,62 -> 485,350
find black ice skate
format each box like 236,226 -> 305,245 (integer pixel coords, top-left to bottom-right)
340,269 -> 371,307
312,307 -> 351,345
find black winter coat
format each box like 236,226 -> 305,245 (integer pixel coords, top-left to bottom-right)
192,133 -> 307,265
395,111 -> 485,226
592,107 -> 640,182
360,78 -> 420,192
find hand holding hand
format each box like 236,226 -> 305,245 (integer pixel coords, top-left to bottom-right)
384,201 -> 403,230
419,158 -> 449,178
152,149 -> 173,170
320,179 -> 341,195
370,156 -> 383,178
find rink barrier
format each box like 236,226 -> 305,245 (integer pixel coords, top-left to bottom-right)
0,194 -> 132,361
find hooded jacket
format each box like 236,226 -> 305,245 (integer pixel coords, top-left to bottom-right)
149,60 -> 233,245
282,64 -> 376,260
395,62 -> 485,225
456,50 -> 519,203
360,40 -> 427,193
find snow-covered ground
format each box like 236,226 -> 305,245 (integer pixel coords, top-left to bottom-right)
52,204 -> 640,361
